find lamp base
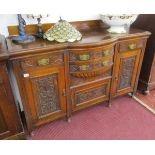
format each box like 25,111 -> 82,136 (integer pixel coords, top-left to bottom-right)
12,35 -> 35,44
35,32 -> 44,38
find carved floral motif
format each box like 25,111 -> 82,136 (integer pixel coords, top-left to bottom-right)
77,86 -> 106,104
36,74 -> 60,116
118,56 -> 136,89
21,54 -> 63,70
70,70 -> 111,86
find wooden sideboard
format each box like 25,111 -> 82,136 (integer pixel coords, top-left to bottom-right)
132,14 -> 155,94
7,21 -> 150,132
2,20 -> 150,133
0,35 -> 25,139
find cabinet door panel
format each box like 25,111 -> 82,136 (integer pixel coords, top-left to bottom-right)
24,66 -> 67,127
0,63 -> 22,139
71,79 -> 110,112
113,50 -> 141,97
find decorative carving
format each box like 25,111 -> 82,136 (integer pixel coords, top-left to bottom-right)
36,74 -> 60,116
70,60 -> 112,72
76,86 -> 106,104
22,59 -> 34,67
21,54 -> 63,70
70,70 -> 111,86
118,56 -> 136,89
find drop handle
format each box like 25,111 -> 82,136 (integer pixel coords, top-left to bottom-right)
62,89 -> 66,96
115,76 -> 118,81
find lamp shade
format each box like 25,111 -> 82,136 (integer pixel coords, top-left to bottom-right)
43,18 -> 82,43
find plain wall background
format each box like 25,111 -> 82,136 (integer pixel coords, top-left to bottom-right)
0,14 -> 100,36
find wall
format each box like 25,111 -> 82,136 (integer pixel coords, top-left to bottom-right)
0,14 -> 99,37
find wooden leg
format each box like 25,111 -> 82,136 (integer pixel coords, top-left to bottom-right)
142,90 -> 150,95
67,117 -> 71,123
30,131 -> 34,137
108,99 -> 112,107
65,116 -> 71,123
128,92 -> 134,98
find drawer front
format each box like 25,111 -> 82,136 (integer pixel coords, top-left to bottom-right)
69,45 -> 114,80
20,52 -> 64,71
119,39 -> 145,52
70,56 -> 113,73
71,79 -> 110,112
69,45 -> 114,62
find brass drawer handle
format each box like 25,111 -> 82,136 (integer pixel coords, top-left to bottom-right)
102,50 -> 109,56
37,58 -> 50,66
79,65 -> 89,71
128,44 -> 136,50
79,54 -> 90,61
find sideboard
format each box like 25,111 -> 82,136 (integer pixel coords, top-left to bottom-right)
0,35 -> 24,139
1,20 -> 150,133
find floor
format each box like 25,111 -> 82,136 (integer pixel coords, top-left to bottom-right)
27,95 -> 155,140
135,90 -> 155,114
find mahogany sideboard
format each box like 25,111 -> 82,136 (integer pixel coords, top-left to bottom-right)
2,20 -> 150,133
132,14 -> 155,94
0,35 -> 25,139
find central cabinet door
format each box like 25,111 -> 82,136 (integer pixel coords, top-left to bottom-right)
23,66 -> 66,127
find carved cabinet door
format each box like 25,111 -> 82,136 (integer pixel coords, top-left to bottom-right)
23,66 -> 67,128
0,63 -> 22,139
112,49 -> 141,97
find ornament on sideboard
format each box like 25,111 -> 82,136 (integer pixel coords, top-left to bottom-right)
100,14 -> 139,33
27,14 -> 49,38
43,17 -> 82,43
12,14 -> 35,44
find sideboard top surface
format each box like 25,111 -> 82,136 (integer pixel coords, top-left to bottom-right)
4,20 -> 151,58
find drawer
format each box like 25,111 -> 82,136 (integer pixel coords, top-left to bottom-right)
71,79 -> 110,112
69,45 -> 114,62
119,39 -> 145,52
20,52 -> 64,71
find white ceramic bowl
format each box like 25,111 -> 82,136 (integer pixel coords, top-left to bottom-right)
100,14 -> 139,33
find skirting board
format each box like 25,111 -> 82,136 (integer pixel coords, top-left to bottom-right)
133,95 -> 155,115
4,132 -> 25,140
